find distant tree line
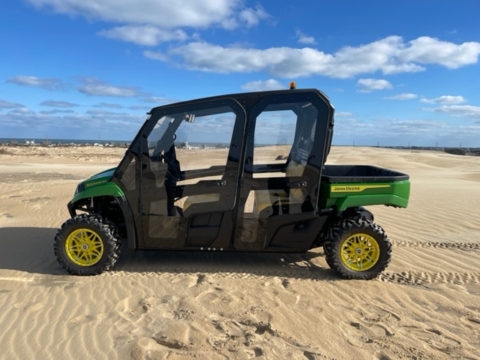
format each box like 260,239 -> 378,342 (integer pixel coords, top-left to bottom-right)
444,148 -> 466,156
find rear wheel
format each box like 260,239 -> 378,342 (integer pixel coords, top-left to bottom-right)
324,218 -> 391,280
54,214 -> 121,275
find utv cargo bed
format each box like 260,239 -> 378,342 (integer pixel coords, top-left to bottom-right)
322,165 -> 409,182
320,165 -> 410,210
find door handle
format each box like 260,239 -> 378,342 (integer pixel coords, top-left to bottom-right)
207,180 -> 227,186
287,181 -> 307,187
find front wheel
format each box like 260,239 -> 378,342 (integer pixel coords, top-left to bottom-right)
323,218 -> 391,280
54,214 -> 121,275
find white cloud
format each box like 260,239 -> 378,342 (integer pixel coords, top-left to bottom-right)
128,105 -> 151,111
7,75 -> 63,90
241,79 -> 284,91
335,112 -> 355,118
143,50 -> 168,62
295,30 -> 316,45
40,100 -> 78,107
87,110 -> 127,116
93,102 -> 124,109
151,36 -> 480,78
27,0 -> 268,38
39,109 -> 75,115
384,93 -> 418,100
99,26 -> 188,46
357,78 -> 392,93
7,107 -> 36,115
399,36 -> 480,68
433,105 -> 480,120
77,78 -> 144,97
420,95 -> 466,104
142,96 -> 178,104
390,119 -> 449,130
0,99 -> 24,109
165,42 -> 336,76
238,5 -> 269,27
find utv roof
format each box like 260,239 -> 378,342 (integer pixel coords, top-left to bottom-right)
148,88 -> 332,114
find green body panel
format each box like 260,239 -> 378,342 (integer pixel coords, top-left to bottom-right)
71,167 -> 124,203
320,180 -> 410,211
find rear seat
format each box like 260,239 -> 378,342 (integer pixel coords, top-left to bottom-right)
253,161 -> 305,217
183,194 -> 220,212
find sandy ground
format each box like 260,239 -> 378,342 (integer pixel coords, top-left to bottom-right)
0,145 -> 480,360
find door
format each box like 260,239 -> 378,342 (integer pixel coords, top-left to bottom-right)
234,91 -> 333,251
138,98 -> 246,249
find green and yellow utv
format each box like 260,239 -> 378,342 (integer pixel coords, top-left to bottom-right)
54,87 -> 410,279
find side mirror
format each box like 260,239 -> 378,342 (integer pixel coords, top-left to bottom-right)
184,114 -> 195,123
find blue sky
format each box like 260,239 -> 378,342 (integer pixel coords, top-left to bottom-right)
1,0 -> 479,146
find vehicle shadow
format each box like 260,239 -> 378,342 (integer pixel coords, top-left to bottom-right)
112,245 -> 338,281
0,227 -> 65,276
0,227 -> 339,281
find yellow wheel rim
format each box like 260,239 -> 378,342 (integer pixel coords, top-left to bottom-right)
340,233 -> 380,271
65,228 -> 104,267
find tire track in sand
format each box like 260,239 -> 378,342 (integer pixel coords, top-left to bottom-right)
391,240 -> 480,251
380,271 -> 480,286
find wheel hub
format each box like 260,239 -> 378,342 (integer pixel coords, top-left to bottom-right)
65,228 -> 104,267
340,233 -> 380,272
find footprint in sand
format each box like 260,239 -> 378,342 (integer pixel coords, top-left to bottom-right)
132,337 -> 169,359
339,321 -> 368,348
116,296 -> 160,318
169,273 -> 207,288
195,289 -> 222,303
68,315 -> 96,324
406,327 -> 462,352
243,347 -> 264,358
369,324 -> 395,337
68,312 -> 108,325
13,301 -> 45,312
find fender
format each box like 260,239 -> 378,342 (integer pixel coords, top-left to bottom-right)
67,195 -> 137,252
341,206 -> 374,222
115,196 -> 137,252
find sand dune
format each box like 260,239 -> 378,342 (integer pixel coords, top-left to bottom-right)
1,146 -> 480,359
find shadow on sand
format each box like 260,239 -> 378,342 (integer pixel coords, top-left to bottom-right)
0,227 -> 339,281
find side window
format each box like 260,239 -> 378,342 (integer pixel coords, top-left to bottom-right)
147,115 -> 174,157
253,102 -> 318,168
253,106 -> 297,165
146,106 -> 236,172
175,111 -> 236,171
